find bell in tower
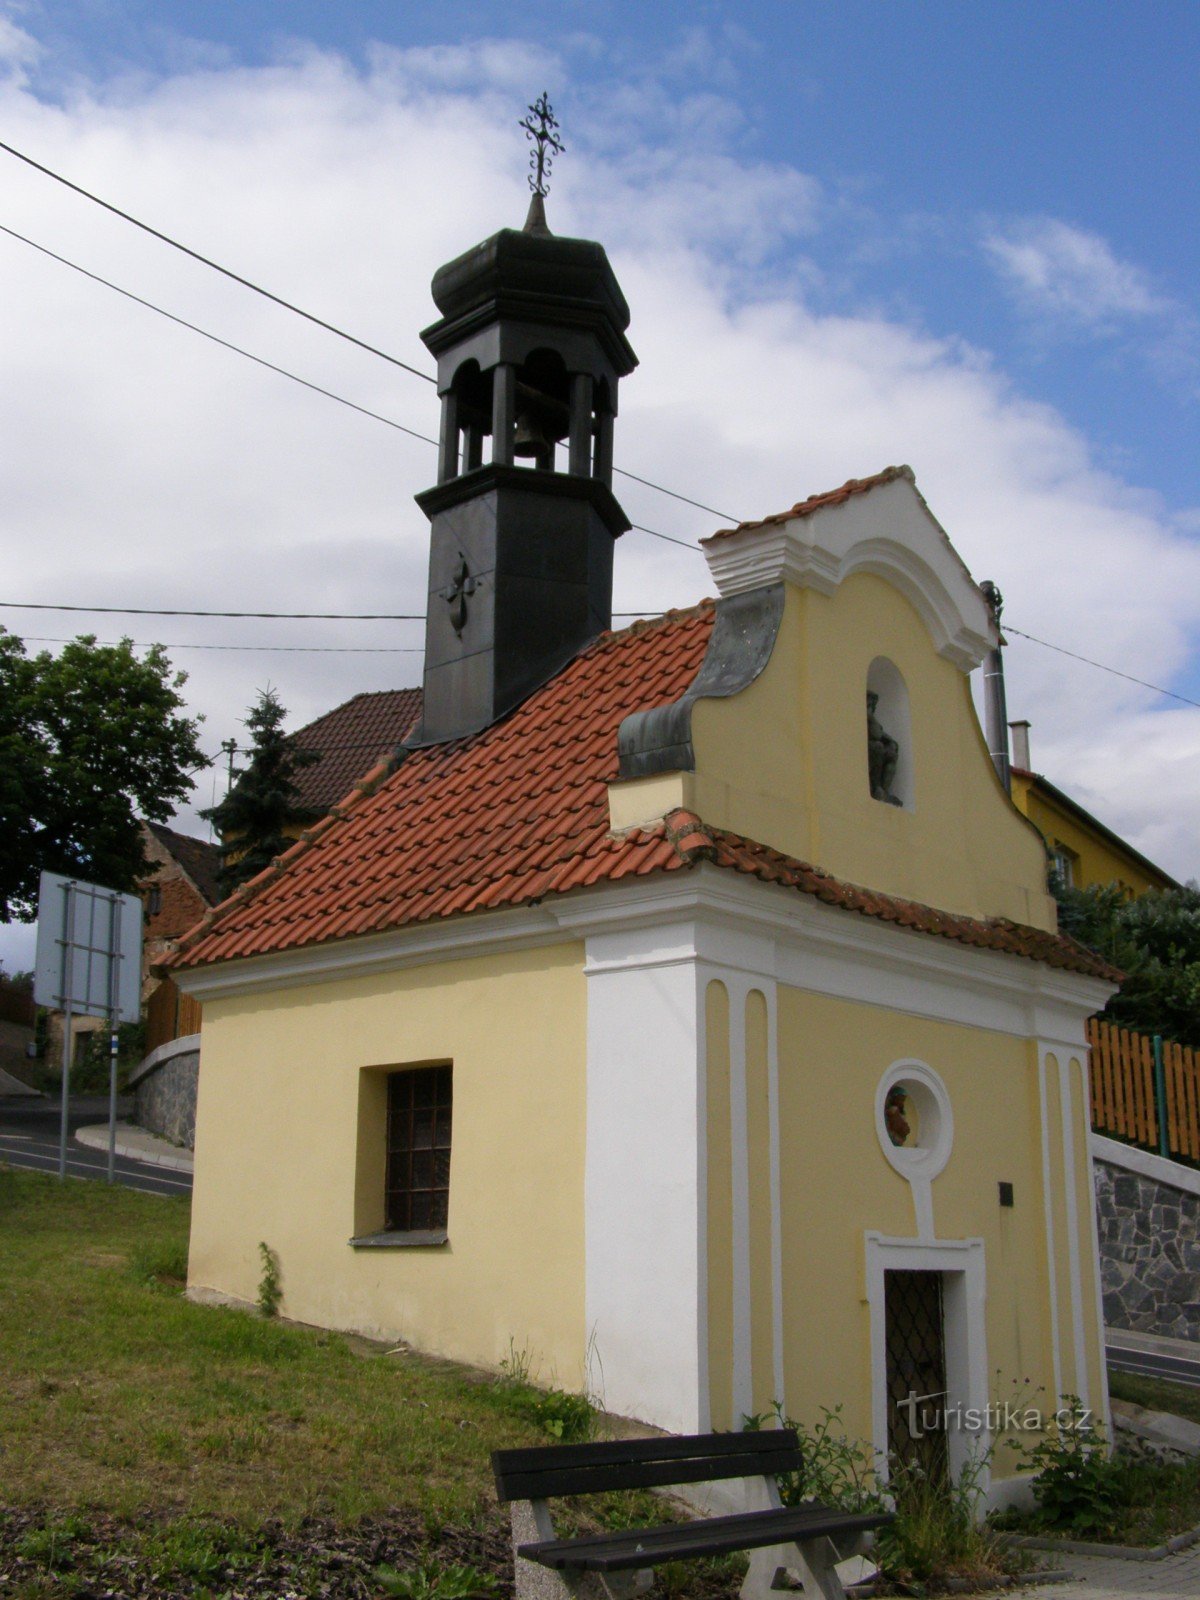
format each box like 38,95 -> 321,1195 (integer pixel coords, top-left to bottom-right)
407,96 -> 637,746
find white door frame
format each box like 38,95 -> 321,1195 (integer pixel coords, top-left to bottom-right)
865,1233 -> 989,1489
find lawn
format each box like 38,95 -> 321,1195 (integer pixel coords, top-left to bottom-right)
0,1169 -> 546,1528
0,1167 -> 617,1598
1108,1370 -> 1200,1428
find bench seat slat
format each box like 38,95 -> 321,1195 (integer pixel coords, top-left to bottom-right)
492,1431 -> 801,1503
519,1505 -> 893,1572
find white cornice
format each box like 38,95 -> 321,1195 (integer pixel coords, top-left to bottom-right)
173,905 -> 568,1001
702,475 -> 995,671
178,863 -> 1114,1041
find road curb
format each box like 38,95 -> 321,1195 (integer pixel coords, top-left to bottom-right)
75,1123 -> 194,1174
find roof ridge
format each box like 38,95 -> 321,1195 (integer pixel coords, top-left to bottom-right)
586,599 -> 716,655
705,465 -> 912,541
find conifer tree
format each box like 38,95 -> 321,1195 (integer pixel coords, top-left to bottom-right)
203,689 -> 319,897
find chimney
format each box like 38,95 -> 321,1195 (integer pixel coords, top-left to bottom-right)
979,581 -> 1011,792
1009,720 -> 1031,772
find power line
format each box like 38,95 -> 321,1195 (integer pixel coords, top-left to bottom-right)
2,601 -> 423,619
0,137 -> 436,384
23,635 -> 423,654
0,223 -> 439,450
0,222 -> 705,557
617,470 -> 736,522
1005,627 -> 1200,711
0,141 -> 741,525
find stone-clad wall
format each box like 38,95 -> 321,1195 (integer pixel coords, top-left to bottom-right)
1094,1149 -> 1200,1343
133,1041 -> 199,1149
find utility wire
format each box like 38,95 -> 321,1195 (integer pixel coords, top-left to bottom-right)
1004,627 -> 1200,712
2,601 -> 423,619
0,222 -> 704,556
0,137 -> 436,383
23,635 -> 424,654
0,139 -> 742,523
616,469 -> 736,522
0,223 -> 439,449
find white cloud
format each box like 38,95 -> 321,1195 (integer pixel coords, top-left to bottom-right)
983,216 -> 1171,326
0,23 -> 1196,977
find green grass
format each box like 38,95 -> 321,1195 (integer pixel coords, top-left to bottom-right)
1108,1370 -> 1200,1427
0,1168 -> 553,1527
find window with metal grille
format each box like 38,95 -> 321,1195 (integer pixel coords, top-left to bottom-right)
385,1066 -> 452,1233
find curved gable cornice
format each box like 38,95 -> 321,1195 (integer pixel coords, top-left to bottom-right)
702,470 -> 995,672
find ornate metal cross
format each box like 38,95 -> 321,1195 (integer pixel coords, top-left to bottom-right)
520,92 -> 565,197
441,553 -> 477,637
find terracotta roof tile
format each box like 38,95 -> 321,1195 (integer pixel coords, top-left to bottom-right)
171,606 -> 1116,985
290,687 -> 423,813
703,465 -> 912,543
143,821 -> 222,906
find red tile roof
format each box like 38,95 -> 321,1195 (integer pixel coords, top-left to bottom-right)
144,821 -> 222,907
290,688 -> 423,813
703,465 -> 912,542
171,607 -> 1117,983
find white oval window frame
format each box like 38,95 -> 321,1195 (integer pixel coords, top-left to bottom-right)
874,1059 -> 954,1182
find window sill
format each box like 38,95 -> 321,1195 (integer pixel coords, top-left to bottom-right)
348,1229 -> 449,1250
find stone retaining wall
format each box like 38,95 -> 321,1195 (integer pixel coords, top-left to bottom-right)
131,1036 -> 199,1150
1094,1141 -> 1200,1343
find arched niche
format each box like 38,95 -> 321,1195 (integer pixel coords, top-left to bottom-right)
866,656 -> 914,811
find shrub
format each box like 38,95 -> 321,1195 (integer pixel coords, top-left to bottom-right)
744,1402 -> 883,1513
1022,1408 -> 1124,1537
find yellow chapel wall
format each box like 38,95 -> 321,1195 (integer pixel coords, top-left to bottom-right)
188,940 -> 589,1386
704,982 -> 1104,1482
684,572 -> 1056,931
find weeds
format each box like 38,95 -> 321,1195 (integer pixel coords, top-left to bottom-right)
745,1401 -> 883,1513
373,1558 -> 498,1600
493,1339 -> 595,1442
129,1237 -> 188,1290
257,1241 -> 282,1317
15,1515 -> 90,1571
875,1454 -> 1000,1588
140,1520 -> 255,1582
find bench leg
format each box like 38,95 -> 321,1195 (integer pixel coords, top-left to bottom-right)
509,1501 -> 652,1600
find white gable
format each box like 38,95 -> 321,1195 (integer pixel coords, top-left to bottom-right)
701,468 -> 996,672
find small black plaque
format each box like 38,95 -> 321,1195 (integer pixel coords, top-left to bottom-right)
998,1181 -> 1014,1208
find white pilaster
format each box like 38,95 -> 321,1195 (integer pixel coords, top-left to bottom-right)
583,921 -> 707,1433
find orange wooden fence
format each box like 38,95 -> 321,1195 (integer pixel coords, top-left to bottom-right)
144,977 -> 202,1056
1087,1017 -> 1200,1164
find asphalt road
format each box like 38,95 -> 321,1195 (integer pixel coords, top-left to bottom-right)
0,1095 -> 191,1197
1107,1341 -> 1200,1389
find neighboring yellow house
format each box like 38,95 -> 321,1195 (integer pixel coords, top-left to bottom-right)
171,200 -> 1118,1515
1007,732 -> 1178,896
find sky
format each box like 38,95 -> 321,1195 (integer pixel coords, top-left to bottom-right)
1,1 -> 1197,968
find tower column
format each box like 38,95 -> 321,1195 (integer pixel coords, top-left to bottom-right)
437,391 -> 460,483
569,373 -> 594,477
594,409 -> 614,488
492,364 -> 516,466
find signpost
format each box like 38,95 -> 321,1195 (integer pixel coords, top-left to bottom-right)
33,872 -> 142,1181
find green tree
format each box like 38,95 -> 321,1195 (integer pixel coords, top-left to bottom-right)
202,688 -> 319,896
0,628 -> 205,922
1056,881 -> 1200,1048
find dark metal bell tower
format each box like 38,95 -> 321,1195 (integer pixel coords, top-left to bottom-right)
408,96 -> 638,746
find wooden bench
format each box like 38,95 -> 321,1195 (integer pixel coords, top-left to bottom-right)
492,1429 -> 892,1600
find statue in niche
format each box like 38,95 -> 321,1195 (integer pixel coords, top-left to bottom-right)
867,691 -> 903,806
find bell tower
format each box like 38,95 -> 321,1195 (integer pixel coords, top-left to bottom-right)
408,96 -> 637,746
